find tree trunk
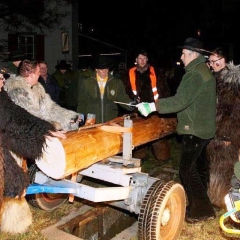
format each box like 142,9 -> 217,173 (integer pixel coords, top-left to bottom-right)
36,115 -> 177,179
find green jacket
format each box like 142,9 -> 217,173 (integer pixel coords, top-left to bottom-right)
52,69 -> 74,108
52,69 -> 74,88
7,62 -> 18,75
157,55 -> 216,139
67,68 -> 94,108
77,72 -> 133,123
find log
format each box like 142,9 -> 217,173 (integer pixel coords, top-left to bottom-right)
36,115 -> 177,179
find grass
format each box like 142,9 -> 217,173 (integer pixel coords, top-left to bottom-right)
0,134 -> 239,239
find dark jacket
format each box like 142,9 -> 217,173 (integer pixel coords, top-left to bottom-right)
38,74 -> 60,103
77,71 -> 133,123
52,69 -> 74,108
157,55 -> 216,139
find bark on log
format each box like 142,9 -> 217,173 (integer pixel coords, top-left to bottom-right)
36,115 -> 177,179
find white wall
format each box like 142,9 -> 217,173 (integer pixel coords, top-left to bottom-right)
44,5 -> 73,74
0,1 -> 74,74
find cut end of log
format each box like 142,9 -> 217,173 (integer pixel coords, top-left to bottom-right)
36,137 -> 66,179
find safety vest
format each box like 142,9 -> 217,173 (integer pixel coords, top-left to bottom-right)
129,66 -> 159,102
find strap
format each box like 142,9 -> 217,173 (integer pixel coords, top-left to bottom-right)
98,125 -> 133,133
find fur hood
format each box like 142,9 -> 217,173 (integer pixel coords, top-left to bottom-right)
222,61 -> 240,85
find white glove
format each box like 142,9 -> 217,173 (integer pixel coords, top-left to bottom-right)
137,102 -> 156,117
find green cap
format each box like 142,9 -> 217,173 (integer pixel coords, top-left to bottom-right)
234,161 -> 240,180
3,49 -> 25,62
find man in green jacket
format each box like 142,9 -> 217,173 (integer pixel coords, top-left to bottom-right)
137,38 -> 216,223
77,55 -> 134,123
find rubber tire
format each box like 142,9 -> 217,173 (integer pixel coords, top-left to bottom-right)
26,164 -> 68,211
138,180 -> 186,240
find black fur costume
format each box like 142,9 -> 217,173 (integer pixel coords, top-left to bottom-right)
0,90 -> 55,208
207,62 -> 240,209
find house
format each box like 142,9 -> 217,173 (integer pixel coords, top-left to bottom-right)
0,0 -> 79,74
0,1 -> 129,75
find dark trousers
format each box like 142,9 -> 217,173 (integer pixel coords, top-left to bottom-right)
179,135 -> 215,218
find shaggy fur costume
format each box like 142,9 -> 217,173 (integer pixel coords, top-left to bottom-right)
0,197 -> 32,234
0,90 -> 55,233
207,62 -> 240,209
4,75 -> 80,131
123,65 -> 172,161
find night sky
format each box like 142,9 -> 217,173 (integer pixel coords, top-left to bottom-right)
78,1 -> 187,49
78,1 -> 187,67
78,1 -> 240,67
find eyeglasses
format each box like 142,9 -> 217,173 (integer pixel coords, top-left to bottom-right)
208,58 -> 223,66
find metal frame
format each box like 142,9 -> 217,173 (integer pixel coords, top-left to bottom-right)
26,116 -> 158,214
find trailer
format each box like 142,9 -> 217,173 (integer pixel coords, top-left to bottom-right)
26,115 -> 186,240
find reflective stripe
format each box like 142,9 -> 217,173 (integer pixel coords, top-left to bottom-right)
152,87 -> 157,92
154,94 -> 159,100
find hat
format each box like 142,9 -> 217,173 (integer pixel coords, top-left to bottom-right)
92,55 -> 113,69
0,68 -> 10,79
55,60 -> 71,70
3,49 -> 25,62
178,38 -> 211,55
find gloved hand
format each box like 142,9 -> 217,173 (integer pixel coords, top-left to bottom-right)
133,95 -> 140,105
137,102 -> 156,117
128,95 -> 140,110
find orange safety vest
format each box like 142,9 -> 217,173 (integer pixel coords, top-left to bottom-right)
129,66 -> 159,102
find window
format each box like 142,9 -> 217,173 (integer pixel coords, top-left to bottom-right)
8,33 -> 44,61
18,35 -> 35,59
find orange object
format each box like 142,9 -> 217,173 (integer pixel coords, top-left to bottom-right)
129,66 -> 159,102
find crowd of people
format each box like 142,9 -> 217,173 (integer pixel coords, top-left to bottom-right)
1,36 -> 240,234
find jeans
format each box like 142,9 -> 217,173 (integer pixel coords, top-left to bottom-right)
179,135 -> 215,218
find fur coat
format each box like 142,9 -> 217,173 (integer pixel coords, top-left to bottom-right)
0,90 -> 55,233
207,62 -> 240,208
4,76 -> 80,131
0,90 -> 56,197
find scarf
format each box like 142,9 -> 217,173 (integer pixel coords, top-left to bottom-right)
97,74 -> 108,98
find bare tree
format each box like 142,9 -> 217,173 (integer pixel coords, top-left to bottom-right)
0,0 -> 72,32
